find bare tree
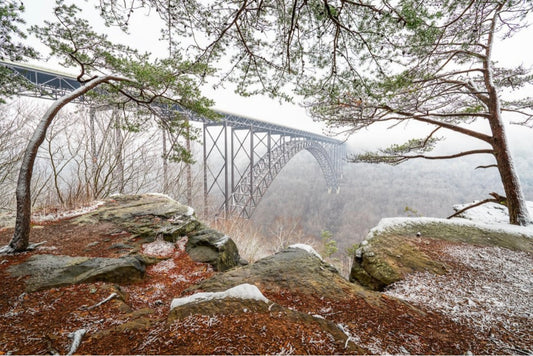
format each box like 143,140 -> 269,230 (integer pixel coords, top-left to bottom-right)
0,100 -> 37,210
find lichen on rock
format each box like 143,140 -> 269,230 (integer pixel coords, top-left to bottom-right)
8,254 -> 148,292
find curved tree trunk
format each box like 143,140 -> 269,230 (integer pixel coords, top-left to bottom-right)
7,76 -> 128,252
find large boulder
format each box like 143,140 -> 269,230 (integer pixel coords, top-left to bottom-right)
8,254 -> 149,292
185,228 -> 242,272
74,193 -> 243,271
187,245 -> 375,301
349,217 -> 533,290
74,194 -> 201,241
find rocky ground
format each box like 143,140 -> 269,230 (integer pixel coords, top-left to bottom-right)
0,194 -> 532,355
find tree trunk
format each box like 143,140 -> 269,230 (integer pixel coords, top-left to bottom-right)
186,122 -> 192,205
89,106 -> 98,199
114,109 -> 125,194
483,6 -> 531,226
490,114 -> 532,225
162,128 -> 169,194
8,75 -> 128,252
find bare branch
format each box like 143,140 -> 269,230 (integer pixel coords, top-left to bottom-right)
447,198 -> 498,219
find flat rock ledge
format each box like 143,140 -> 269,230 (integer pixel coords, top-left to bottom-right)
8,254 -> 149,292
349,217 -> 533,291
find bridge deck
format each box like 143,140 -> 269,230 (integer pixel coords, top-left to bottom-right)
1,60 -> 342,145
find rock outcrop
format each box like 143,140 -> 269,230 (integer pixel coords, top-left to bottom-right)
8,254 -> 149,292
74,194 -> 243,271
187,245 -> 373,300
186,228 -> 242,272
349,217 -> 533,290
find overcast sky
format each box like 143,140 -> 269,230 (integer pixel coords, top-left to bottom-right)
20,1 -> 533,153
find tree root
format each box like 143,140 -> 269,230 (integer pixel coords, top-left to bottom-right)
0,241 -> 47,255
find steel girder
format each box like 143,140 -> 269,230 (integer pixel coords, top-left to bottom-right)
203,120 -> 345,219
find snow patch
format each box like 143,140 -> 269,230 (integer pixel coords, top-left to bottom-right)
32,201 -> 105,223
366,215 -> 533,242
185,206 -> 195,216
288,244 -> 323,260
150,258 -> 176,273
170,283 -> 269,310
143,192 -> 174,200
453,200 -> 533,226
142,239 -> 175,257
213,235 -> 230,248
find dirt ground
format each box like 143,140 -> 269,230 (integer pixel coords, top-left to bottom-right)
0,217 -> 530,354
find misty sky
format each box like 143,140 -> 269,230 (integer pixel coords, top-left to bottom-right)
19,1 -> 533,155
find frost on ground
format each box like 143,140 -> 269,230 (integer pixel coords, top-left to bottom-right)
32,201 -> 105,223
142,238 -> 175,258
170,283 -> 269,310
386,244 -> 533,348
0,201 -> 106,228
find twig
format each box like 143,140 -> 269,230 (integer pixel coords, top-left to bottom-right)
67,328 -> 86,355
80,292 -> 118,311
447,198 -> 499,219
504,347 -> 532,355
27,241 -> 47,250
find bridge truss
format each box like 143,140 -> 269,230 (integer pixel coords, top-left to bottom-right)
1,60 -> 345,218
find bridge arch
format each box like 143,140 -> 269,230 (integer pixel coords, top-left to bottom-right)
229,140 -> 340,218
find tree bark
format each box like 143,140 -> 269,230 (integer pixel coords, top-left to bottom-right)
162,127 -> 169,194
113,109 -> 125,194
89,106 -> 98,199
8,75 -> 130,252
489,114 -> 531,225
482,3 -> 531,226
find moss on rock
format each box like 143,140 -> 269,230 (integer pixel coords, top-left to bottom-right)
349,218 -> 532,291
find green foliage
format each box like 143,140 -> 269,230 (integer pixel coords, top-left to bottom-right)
352,137 -> 440,165
320,230 -> 338,258
345,244 -> 359,258
0,1 -> 39,103
29,0 -> 216,163
404,206 -> 420,217
0,1 -> 37,61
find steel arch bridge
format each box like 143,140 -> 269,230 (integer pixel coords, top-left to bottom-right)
1,60 -> 345,218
